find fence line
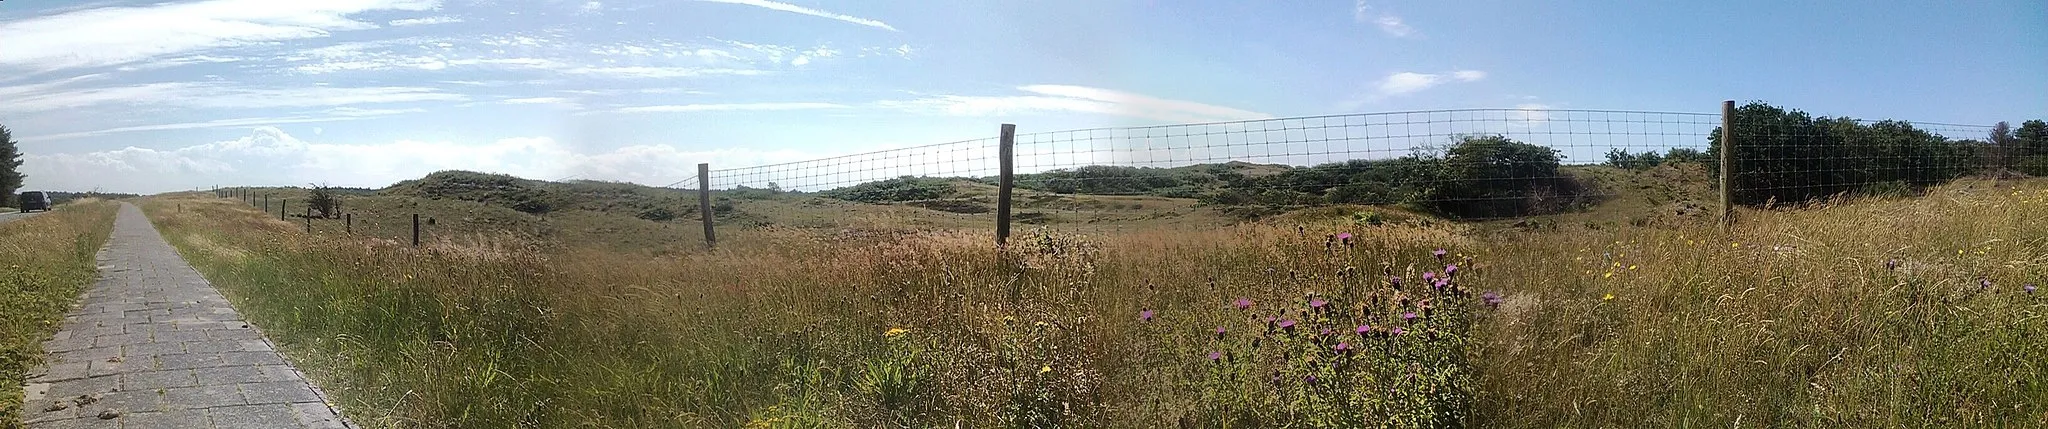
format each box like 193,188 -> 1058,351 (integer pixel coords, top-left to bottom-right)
210,101 -> 2014,250
685,101 -> 2005,248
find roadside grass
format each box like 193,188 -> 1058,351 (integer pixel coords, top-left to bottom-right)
0,200 -> 118,428
142,178 -> 2047,427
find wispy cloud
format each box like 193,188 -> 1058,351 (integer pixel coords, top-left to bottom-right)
1353,1 -> 1414,37
1374,70 -> 1485,97
388,16 -> 463,26
504,97 -> 576,105
22,115 -> 381,141
615,102 -> 847,113
0,82 -> 465,115
0,0 -> 439,73
876,85 -> 1272,123
694,0 -> 899,32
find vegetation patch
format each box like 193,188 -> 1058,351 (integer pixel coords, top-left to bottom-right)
0,201 -> 117,425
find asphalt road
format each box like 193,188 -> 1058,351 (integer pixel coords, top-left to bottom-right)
0,209 -> 42,225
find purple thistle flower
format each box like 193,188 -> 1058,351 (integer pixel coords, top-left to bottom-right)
1389,276 -> 1402,286
1356,325 -> 1372,335
1233,297 -> 1254,310
1337,232 -> 1353,240
1139,309 -> 1155,321
2025,284 -> 2036,294
1305,374 -> 1318,384
1215,326 -> 1227,335
1390,327 -> 1405,336
1335,342 -> 1352,354
1309,298 -> 1329,309
1264,315 -> 1279,323
1320,328 -> 1333,336
1482,291 -> 1503,307
1423,271 -> 1437,281
1277,319 -> 1297,330
1207,351 -> 1222,361
1980,278 -> 1993,290
1885,259 -> 1899,270
1445,264 -> 1460,276
1433,279 -> 1449,290
1402,311 -> 1418,321
1433,249 -> 1448,259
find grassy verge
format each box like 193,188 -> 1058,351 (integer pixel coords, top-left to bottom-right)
143,178 -> 2047,428
0,200 -> 119,427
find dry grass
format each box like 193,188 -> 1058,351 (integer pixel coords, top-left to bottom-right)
138,178 -> 2047,428
0,201 -> 118,428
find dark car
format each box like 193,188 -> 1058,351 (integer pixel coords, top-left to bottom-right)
18,191 -> 52,212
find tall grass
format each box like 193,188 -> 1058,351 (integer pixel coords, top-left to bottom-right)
0,201 -> 118,427
141,179 -> 2047,428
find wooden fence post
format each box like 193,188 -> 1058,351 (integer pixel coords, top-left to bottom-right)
1720,100 -> 1736,228
280,199 -> 287,220
698,163 -> 716,249
345,213 -> 352,234
412,214 -> 421,247
996,124 -> 1016,247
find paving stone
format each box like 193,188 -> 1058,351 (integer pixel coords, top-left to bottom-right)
26,204 -> 352,429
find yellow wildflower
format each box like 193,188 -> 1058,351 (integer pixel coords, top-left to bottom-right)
1603,272 -> 1615,279
1602,293 -> 1616,301
1628,265 -> 1638,271
1038,365 -> 1052,375
884,327 -> 909,338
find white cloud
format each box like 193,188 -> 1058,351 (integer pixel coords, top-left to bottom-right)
389,16 -> 464,26
21,127 -> 838,193
790,46 -> 840,66
0,0 -> 440,73
1511,103 -> 1553,126
1353,1 -> 1413,38
876,85 -> 1272,123
565,66 -> 769,79
1373,70 -> 1485,97
0,82 -> 464,115
504,97 -> 575,105
616,103 -> 847,113
694,0 -> 899,32
579,1 -> 604,15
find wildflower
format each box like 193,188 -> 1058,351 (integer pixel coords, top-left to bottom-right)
884,327 -> 909,338
1402,311 -> 1417,321
1207,351 -> 1222,361
1309,298 -> 1329,309
1389,276 -> 1402,287
1320,328 -> 1333,336
1979,278 -> 1992,290
1277,319 -> 1297,330
1038,365 -> 1052,375
1306,374 -> 1318,384
1627,265 -> 1638,271
1215,326 -> 1227,336
1389,327 -> 1405,336
1602,293 -> 1616,301
1338,232 -> 1353,241
1445,264 -> 1459,276
1423,272 -> 1438,281
1433,278 -> 1449,290
1603,272 -> 1615,279
2025,284 -> 2036,294
1334,342 -> 1352,354
1732,242 -> 1740,248
1482,291 -> 1502,307
1356,325 -> 1372,335
1233,297 -> 1254,310
1433,249 -> 1448,259
1140,309 -> 1155,321
1885,259 -> 1899,270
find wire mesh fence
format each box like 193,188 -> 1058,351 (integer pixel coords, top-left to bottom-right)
686,103 -> 2011,245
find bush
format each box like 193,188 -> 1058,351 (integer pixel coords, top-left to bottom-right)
822,177 -> 960,203
1429,135 -> 1582,218
1709,102 -> 1982,205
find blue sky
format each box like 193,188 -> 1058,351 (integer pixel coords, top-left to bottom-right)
2,0 -> 2043,193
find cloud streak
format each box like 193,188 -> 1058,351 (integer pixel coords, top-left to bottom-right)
0,0 -> 439,73
1374,70 -> 1485,97
694,0 -> 900,32
875,85 -> 1272,123
615,102 -> 847,113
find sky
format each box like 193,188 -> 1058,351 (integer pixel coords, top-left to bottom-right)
2,0 -> 2044,194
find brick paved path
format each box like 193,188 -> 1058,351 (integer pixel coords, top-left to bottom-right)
20,203 -> 352,428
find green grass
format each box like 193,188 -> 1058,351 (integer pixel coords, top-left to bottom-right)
0,200 -> 119,428
144,175 -> 2048,428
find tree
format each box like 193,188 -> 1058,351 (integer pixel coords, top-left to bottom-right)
306,184 -> 340,218
1988,121 -> 2016,172
0,125 -> 23,207
1431,134 -> 1575,218
2018,120 -> 2048,157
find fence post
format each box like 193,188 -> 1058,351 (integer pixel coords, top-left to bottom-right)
1719,100 -> 1736,228
412,214 -> 421,247
305,215 -> 311,233
280,199 -> 287,220
345,213 -> 352,234
698,163 -> 716,249
996,123 -> 1016,247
